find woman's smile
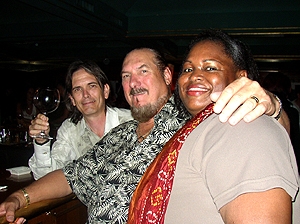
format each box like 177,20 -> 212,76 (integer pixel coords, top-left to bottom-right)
178,40 -> 241,116
186,84 -> 209,96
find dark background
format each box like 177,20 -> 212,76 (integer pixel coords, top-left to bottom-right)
1,0 -> 300,125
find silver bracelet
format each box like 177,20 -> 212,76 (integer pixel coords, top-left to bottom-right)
273,94 -> 282,120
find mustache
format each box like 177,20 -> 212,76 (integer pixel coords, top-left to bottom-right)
130,88 -> 148,96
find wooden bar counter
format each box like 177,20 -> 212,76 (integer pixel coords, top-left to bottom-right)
0,169 -> 87,224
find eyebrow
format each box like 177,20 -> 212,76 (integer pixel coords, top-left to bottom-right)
137,64 -> 150,70
120,63 -> 150,76
120,70 -> 129,76
72,81 -> 99,90
184,59 -> 224,65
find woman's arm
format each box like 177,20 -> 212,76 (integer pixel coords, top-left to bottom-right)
220,188 -> 291,224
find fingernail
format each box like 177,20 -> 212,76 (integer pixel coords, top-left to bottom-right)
229,117 -> 237,125
214,104 -> 221,114
243,115 -> 251,123
219,114 -> 227,123
7,216 -> 14,222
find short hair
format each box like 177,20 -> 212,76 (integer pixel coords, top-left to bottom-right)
126,48 -> 168,79
147,48 -> 168,78
65,60 -> 114,124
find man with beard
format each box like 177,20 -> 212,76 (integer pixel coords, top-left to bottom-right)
0,48 -> 285,224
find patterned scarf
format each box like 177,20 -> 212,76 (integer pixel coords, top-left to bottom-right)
128,103 -> 214,224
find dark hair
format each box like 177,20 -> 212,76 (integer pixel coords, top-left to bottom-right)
65,60 -> 114,124
148,48 -> 168,77
126,48 -> 169,79
188,29 -> 259,81
174,29 -> 259,116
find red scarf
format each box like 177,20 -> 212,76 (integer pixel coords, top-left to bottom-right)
128,103 -> 214,224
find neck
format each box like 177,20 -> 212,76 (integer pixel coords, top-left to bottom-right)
137,118 -> 155,142
84,111 -> 106,138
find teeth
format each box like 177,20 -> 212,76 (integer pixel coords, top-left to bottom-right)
188,88 -> 207,91
83,100 -> 95,104
134,92 -> 146,96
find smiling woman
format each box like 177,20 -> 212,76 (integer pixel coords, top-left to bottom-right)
178,40 -> 245,117
128,29 -> 300,224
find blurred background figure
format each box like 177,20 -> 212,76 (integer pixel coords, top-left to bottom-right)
16,87 -> 37,129
292,85 -> 300,128
262,72 -> 300,172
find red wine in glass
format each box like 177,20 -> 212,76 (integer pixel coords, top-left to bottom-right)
31,88 -> 60,139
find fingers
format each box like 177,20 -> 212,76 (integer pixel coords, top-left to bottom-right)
29,114 -> 50,143
230,100 -> 266,125
0,202 -> 18,223
29,114 -> 50,135
0,193 -> 26,224
9,217 -> 26,224
6,206 -> 16,223
214,77 -> 275,125
213,82 -> 238,114
210,92 -> 222,103
214,78 -> 254,122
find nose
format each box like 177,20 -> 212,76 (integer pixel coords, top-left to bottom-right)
129,73 -> 141,89
189,68 -> 204,81
82,88 -> 90,98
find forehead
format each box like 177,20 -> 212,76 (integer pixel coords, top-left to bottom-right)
188,40 -> 227,59
72,69 -> 98,84
122,49 -> 156,70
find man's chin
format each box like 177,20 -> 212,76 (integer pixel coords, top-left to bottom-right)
132,102 -> 147,109
130,95 -> 169,123
132,95 -> 147,105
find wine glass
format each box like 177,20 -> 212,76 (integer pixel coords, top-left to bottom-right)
31,87 -> 60,140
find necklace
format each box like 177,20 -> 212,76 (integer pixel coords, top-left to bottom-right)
137,126 -> 152,141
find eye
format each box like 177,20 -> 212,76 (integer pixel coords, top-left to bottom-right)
205,66 -> 218,71
141,70 -> 148,74
183,67 -> 193,73
89,84 -> 97,88
122,73 -> 130,79
73,87 -> 81,92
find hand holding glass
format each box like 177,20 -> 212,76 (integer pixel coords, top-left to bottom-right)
31,88 -> 60,140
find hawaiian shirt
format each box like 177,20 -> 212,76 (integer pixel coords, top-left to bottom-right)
63,95 -> 190,223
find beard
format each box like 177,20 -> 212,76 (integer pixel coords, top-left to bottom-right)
131,93 -> 169,123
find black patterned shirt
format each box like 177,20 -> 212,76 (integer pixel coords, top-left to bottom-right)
63,95 -> 190,223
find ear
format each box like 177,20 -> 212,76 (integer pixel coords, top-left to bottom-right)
163,67 -> 173,86
237,70 -> 248,79
103,84 -> 110,99
69,94 -> 76,106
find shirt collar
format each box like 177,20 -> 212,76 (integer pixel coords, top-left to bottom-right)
154,94 -> 189,125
